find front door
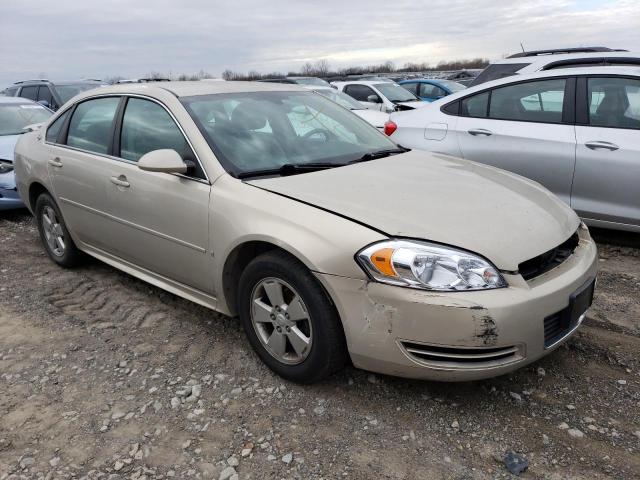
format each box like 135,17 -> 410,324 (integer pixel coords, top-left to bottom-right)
104,96 -> 213,292
573,76 -> 640,228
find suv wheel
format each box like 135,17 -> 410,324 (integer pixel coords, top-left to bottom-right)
238,251 -> 347,383
35,193 -> 82,267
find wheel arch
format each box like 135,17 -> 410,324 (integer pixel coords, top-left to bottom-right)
221,239 -> 337,318
28,181 -> 50,213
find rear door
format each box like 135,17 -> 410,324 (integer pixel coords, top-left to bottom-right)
46,96 -> 121,251
455,77 -> 577,205
104,96 -> 213,292
572,76 -> 640,228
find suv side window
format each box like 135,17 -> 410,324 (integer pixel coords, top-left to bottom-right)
67,97 -> 120,154
344,85 -> 378,102
19,85 -> 38,101
488,79 -> 566,123
120,98 -> 204,178
45,110 -> 70,143
37,86 -> 54,109
588,77 -> 640,129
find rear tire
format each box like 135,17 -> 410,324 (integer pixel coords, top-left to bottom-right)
238,250 -> 347,383
35,193 -> 82,268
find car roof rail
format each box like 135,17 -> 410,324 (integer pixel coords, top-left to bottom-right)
13,79 -> 49,84
507,47 -> 628,58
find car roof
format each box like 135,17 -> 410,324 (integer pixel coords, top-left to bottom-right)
72,80 -> 306,100
434,66 -> 640,102
489,51 -> 639,66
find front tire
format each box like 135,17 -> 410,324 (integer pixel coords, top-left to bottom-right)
238,251 -> 347,383
35,193 -> 82,267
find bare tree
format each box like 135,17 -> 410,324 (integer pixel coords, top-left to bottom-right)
314,59 -> 330,77
300,62 -> 314,76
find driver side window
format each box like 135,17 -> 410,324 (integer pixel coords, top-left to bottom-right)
119,98 -> 205,179
344,85 -> 378,103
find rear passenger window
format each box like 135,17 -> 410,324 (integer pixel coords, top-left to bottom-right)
67,97 -> 120,154
120,98 -> 193,162
45,110 -> 70,143
442,101 -> 460,115
461,92 -> 489,118
588,77 -> 640,129
488,79 -> 566,123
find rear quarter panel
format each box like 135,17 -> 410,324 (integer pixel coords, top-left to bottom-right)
14,129 -> 52,212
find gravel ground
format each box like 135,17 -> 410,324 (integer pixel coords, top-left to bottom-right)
1,210 -> 639,480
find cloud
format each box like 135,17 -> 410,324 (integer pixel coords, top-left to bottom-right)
0,0 -> 638,85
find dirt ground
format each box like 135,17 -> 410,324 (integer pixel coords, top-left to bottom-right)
0,210 -> 639,480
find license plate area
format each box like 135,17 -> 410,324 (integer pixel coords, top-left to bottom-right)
544,278 -> 595,349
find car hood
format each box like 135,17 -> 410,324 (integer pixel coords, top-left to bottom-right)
0,134 -> 20,162
352,109 -> 389,128
247,151 -> 579,271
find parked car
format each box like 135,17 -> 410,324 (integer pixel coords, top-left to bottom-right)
470,47 -> 639,86
398,79 -> 466,102
333,80 -> 426,113
307,87 -> 389,130
0,97 -> 52,210
15,81 -> 597,383
387,66 -> 640,233
8,79 -> 107,111
259,77 -> 333,88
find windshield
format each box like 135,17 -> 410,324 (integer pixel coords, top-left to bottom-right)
292,78 -> 331,87
182,91 -> 397,177
375,83 -> 419,102
0,103 -> 52,136
439,80 -> 467,92
313,89 -> 365,110
55,83 -> 106,103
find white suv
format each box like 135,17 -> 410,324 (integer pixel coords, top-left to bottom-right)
471,47 -> 639,86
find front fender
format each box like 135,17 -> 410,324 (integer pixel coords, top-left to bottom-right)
210,175 -> 386,310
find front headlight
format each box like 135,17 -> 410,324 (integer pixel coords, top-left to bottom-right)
356,240 -> 507,291
0,161 -> 14,174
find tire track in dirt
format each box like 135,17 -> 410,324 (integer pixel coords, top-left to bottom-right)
42,273 -> 170,332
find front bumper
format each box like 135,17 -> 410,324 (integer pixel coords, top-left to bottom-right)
316,226 -> 598,381
0,171 -> 24,211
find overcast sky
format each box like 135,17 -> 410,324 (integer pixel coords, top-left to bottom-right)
1,0 -> 639,85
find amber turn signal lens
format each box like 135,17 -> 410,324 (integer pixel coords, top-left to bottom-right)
370,248 -> 397,277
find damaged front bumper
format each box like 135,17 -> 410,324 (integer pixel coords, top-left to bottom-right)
315,227 -> 598,381
0,171 -> 24,211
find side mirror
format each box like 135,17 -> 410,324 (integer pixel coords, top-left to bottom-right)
366,94 -> 381,103
37,100 -> 50,109
138,149 -> 187,174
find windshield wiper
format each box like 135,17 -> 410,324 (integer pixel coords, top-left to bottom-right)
238,162 -> 342,179
351,147 -> 410,164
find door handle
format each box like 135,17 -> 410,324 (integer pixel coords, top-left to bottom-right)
468,128 -> 493,136
110,176 -> 130,188
48,157 -> 63,168
585,141 -> 619,151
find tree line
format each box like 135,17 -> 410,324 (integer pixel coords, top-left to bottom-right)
101,58 -> 489,84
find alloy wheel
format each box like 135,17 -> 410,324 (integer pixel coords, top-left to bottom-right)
250,277 -> 313,365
